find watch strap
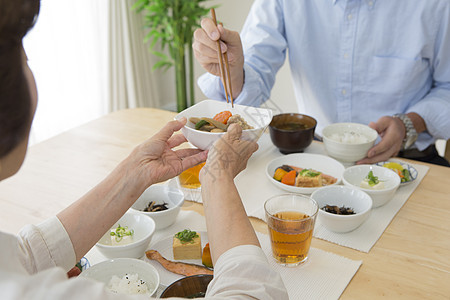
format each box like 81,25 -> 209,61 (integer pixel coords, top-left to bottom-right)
393,113 -> 418,150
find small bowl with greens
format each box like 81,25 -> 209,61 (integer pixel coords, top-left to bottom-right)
342,165 -> 400,207
96,212 -> 156,259
374,160 -> 418,185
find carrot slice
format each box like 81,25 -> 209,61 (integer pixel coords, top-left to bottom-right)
213,111 -> 232,124
281,170 -> 297,186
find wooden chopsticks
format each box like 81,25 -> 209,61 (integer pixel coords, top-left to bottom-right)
210,8 -> 234,107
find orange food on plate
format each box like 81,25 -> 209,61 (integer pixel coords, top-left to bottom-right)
281,170 -> 296,186
213,110 -> 232,124
202,243 -> 213,268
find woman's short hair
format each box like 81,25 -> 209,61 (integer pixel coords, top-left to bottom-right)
0,0 -> 40,158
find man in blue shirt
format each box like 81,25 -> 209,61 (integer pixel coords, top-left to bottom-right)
194,0 -> 450,166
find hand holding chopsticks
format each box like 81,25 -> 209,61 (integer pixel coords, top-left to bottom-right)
210,8 -> 234,107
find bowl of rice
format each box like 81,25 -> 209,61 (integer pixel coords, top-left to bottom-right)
322,123 -> 378,163
80,258 -> 160,296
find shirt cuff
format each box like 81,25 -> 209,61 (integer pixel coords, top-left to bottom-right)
37,216 -> 77,272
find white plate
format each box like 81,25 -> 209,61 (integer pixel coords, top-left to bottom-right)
374,160 -> 418,186
144,231 -> 209,287
266,153 -> 345,194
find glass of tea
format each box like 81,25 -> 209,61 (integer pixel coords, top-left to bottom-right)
264,194 -> 318,266
178,162 -> 205,189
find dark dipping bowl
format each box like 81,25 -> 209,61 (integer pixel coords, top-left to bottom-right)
269,113 -> 317,154
160,274 -> 213,298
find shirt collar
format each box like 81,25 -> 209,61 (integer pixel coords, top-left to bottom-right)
333,0 -> 377,7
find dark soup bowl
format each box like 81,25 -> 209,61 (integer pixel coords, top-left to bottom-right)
160,274 -> 213,298
269,113 -> 317,154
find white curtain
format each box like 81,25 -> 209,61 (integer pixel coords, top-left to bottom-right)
107,0 -> 160,111
24,0 -> 163,145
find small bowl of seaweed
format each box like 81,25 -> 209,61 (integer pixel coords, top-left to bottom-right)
311,185 -> 372,233
160,274 -> 213,298
269,113 -> 317,154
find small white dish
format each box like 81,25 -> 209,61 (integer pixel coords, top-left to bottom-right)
311,186 -> 372,233
266,153 -> 345,194
80,258 -> 160,297
175,99 -> 273,150
131,184 -> 184,230
342,165 -> 401,207
374,160 -> 418,186
96,212 -> 156,259
322,123 -> 378,163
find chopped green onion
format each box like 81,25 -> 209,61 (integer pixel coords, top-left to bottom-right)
365,171 -> 380,186
110,224 -> 134,242
300,169 -> 321,177
175,229 -> 199,244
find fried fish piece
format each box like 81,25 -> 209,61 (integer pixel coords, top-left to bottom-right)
146,250 -> 213,276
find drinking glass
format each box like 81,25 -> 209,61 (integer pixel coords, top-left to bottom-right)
264,194 -> 318,266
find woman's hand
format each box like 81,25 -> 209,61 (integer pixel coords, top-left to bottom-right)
200,124 -> 258,183
127,118 -> 207,187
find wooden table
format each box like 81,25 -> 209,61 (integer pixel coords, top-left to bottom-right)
1,108 -> 449,299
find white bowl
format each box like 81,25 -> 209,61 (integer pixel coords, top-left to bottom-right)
311,186 -> 372,233
96,212 -> 155,259
80,258 -> 160,297
131,184 -> 184,230
266,153 -> 345,194
322,123 -> 378,162
342,165 -> 401,207
175,99 -> 273,150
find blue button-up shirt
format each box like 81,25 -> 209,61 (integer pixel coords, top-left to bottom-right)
198,0 -> 450,150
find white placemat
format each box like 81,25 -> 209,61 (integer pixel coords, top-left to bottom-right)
86,210 -> 361,299
257,232 -> 362,300
247,136 -> 430,252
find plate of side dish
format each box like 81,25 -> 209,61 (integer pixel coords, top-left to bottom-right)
374,160 -> 418,186
266,153 -> 345,194
144,230 -> 211,287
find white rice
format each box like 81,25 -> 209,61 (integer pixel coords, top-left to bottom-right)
330,131 -> 369,144
108,273 -> 150,295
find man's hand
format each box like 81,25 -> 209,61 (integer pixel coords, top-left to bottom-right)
357,116 -> 405,164
193,18 -> 245,98
127,118 -> 207,187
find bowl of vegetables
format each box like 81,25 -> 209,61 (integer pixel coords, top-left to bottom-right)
311,185 -> 372,233
175,99 -> 273,150
374,160 -> 418,185
130,184 -> 184,230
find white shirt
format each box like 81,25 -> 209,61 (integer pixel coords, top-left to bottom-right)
198,0 -> 450,150
0,217 -> 288,300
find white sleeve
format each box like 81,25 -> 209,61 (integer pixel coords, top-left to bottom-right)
15,216 -> 77,274
204,245 -> 288,300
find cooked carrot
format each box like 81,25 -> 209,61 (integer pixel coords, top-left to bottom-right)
213,111 -> 232,124
281,170 -> 297,186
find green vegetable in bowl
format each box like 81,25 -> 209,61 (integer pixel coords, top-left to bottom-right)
365,171 -> 380,186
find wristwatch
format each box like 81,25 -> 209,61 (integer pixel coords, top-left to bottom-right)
393,113 -> 418,150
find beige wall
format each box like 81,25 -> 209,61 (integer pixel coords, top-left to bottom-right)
157,0 -> 297,114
